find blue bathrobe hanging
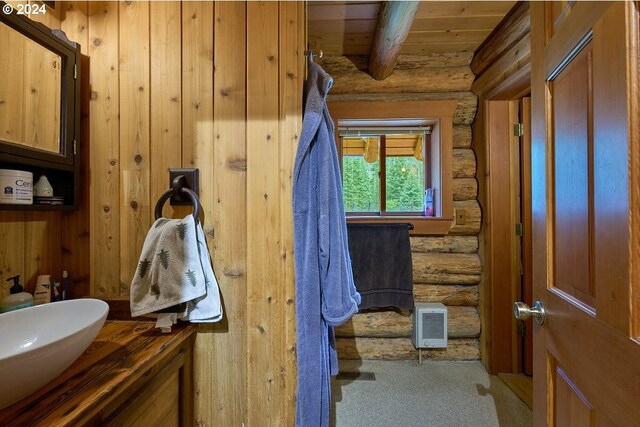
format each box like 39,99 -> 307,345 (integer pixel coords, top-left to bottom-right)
293,61 -> 361,427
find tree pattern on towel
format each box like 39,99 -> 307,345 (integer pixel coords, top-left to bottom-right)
186,269 -> 197,287
138,259 -> 151,279
154,218 -> 169,228
158,249 -> 170,269
150,283 -> 160,299
176,222 -> 188,240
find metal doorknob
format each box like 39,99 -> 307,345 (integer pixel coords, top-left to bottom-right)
514,300 -> 546,325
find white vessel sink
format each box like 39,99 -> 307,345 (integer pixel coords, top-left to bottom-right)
0,299 -> 109,409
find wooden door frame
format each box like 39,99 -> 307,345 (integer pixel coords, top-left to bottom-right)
471,1 -> 532,375
475,67 -> 531,375
520,97 -> 533,376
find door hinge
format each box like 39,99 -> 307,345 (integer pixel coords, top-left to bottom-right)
515,222 -> 523,236
518,322 -> 526,337
513,123 -> 524,137
74,64 -> 77,79
73,139 -> 77,155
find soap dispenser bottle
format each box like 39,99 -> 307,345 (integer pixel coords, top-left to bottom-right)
0,276 -> 34,313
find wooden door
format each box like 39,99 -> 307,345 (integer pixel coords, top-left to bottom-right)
531,2 -> 640,426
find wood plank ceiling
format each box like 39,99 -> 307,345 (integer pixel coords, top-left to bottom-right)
308,1 -> 516,55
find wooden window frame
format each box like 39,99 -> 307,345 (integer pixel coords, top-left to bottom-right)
329,100 -> 457,235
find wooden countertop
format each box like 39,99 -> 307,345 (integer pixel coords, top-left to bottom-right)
0,321 -> 197,427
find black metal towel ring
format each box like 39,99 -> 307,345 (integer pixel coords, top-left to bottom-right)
154,175 -> 200,223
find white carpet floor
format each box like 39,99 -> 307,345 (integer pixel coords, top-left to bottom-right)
332,360 -> 533,427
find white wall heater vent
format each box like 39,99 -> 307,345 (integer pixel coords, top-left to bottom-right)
412,302 -> 448,349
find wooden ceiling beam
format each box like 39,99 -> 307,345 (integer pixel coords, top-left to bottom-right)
368,1 -> 420,80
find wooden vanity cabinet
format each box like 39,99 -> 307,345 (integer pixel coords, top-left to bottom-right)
0,322 -> 196,427
96,334 -> 194,427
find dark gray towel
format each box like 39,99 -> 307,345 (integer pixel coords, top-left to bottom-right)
346,224 -> 414,309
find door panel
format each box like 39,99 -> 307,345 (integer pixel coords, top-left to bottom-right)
531,2 -> 640,426
551,41 -> 594,309
543,290 -> 640,427
554,364 -> 595,427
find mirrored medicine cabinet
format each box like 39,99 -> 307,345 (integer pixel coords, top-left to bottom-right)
0,1 -> 81,210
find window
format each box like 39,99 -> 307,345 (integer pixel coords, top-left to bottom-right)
341,130 -> 431,215
328,100 -> 457,235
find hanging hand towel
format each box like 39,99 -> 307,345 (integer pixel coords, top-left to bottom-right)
130,215 -> 222,326
347,223 -> 414,310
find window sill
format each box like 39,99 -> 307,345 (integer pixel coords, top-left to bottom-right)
346,216 -> 453,236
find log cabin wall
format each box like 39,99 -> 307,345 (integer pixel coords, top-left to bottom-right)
322,53 -> 482,361
0,2 -> 304,426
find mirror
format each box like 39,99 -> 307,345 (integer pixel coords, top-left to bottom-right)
0,23 -> 62,153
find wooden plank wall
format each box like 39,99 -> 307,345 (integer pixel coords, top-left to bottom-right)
0,2 -> 304,426
322,52 -> 482,361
